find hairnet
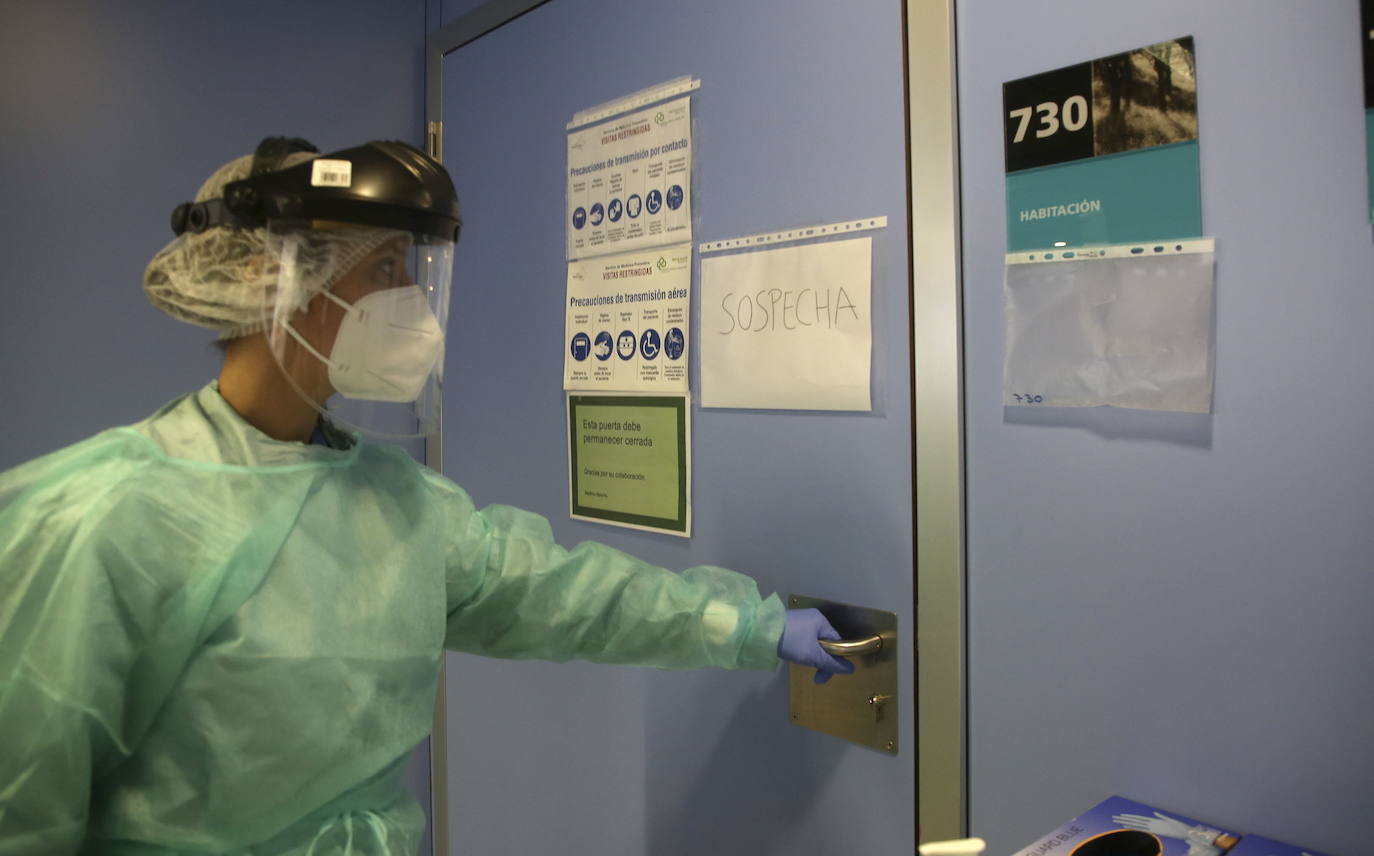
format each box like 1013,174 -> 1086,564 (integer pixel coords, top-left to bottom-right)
144,151 -> 399,339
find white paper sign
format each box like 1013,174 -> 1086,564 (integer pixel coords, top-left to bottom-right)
567,96 -> 692,259
564,244 -> 691,392
700,237 -> 872,411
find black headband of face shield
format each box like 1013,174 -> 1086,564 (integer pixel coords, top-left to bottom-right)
168,137 -> 461,244
169,137 -> 319,237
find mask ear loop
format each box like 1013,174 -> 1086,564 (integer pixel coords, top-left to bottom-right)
260,232 -> 346,433
274,233 -> 358,371
279,290 -> 358,370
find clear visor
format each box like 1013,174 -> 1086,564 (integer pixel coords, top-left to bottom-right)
261,222 -> 453,441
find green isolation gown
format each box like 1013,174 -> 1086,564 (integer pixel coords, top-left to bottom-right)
0,383 -> 784,854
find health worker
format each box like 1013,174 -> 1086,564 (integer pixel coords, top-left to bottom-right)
0,137 -> 852,855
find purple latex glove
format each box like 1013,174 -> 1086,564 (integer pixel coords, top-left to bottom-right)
778,608 -> 856,684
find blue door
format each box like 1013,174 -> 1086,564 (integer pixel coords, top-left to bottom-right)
433,0 -> 915,853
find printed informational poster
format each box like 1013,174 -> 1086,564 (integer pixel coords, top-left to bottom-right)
699,237 -> 872,411
568,395 -> 689,535
564,244 -> 690,392
567,96 -> 692,259
1364,0 -> 1373,223
1003,37 -> 1201,250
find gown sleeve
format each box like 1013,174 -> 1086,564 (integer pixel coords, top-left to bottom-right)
423,471 -> 784,671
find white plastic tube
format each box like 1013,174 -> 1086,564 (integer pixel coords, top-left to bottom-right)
918,838 -> 987,856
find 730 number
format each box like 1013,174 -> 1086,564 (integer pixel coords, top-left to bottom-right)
1008,95 -> 1089,143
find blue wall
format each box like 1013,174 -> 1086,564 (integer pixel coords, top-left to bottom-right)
959,3 -> 1374,854
438,0 -> 493,24
436,1 -> 913,854
0,0 -> 428,469
0,1 -> 434,851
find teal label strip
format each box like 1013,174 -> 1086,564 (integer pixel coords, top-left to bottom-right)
1006,141 -> 1201,251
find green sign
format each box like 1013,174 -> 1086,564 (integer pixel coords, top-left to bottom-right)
568,395 -> 688,534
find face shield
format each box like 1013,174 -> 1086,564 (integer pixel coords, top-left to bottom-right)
262,223 -> 454,438
167,138 -> 462,439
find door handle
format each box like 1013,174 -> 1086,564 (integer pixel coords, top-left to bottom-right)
788,595 -> 899,754
819,634 -> 883,656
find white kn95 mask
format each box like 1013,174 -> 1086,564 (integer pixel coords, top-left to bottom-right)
285,284 -> 444,402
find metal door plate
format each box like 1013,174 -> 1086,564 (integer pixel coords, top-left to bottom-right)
788,594 -> 899,755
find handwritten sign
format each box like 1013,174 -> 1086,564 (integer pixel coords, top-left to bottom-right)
700,237 -> 872,411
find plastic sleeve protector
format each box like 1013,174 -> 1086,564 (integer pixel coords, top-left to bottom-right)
426,472 -> 784,671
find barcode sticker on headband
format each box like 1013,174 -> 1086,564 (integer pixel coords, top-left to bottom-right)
310,159 -> 352,188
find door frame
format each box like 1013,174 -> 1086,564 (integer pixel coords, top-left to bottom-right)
904,0 -> 968,843
423,7 -> 555,855
423,0 -> 967,850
